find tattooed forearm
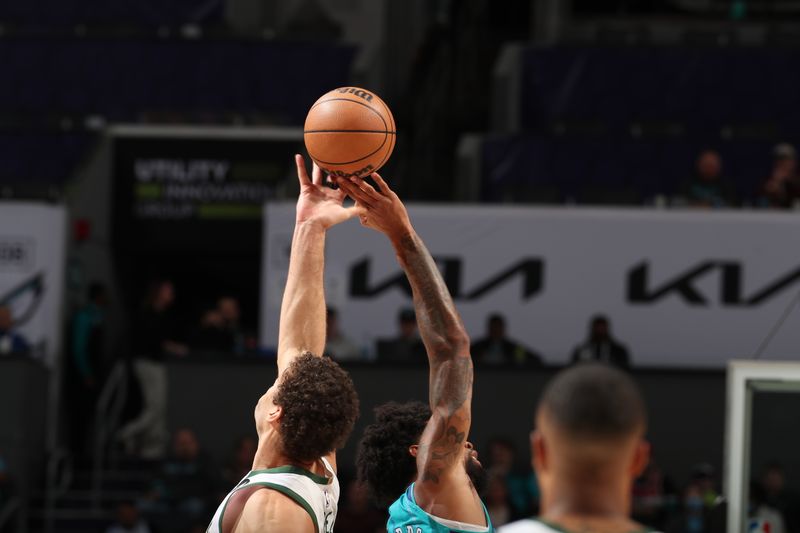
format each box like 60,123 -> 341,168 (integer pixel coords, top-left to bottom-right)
395,233 -> 469,364
394,232 -> 471,412
393,230 -> 474,482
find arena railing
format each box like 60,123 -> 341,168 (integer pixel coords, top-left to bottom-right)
91,360 -> 129,510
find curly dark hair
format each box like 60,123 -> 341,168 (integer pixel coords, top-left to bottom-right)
356,401 -> 431,508
274,352 -> 359,463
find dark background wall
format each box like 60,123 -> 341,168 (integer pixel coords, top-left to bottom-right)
4,358 -> 799,515
0,358 -> 49,506
166,361 -> 730,487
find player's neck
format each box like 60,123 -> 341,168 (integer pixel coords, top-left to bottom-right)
542,477 -> 631,523
251,432 -> 314,472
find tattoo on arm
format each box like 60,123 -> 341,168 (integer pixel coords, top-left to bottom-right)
418,411 -> 468,484
394,232 -> 473,484
395,233 -> 468,367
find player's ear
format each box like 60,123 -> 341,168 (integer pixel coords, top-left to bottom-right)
408,444 -> 419,458
266,405 -> 283,423
631,439 -> 651,478
531,430 -> 547,473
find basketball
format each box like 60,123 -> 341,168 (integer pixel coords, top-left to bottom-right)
303,87 -> 396,179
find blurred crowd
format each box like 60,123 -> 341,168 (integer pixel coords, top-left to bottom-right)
54,278 -> 632,458
678,143 -> 800,209
1,427 -> 789,533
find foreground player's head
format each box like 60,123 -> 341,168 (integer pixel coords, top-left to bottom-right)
255,352 -> 359,463
532,364 -> 649,514
356,401 -> 486,507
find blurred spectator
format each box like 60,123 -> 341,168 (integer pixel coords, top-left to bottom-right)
0,453 -> 11,508
118,280 -> 187,459
0,453 -> 14,533
665,483 -> 709,533
749,481 -> 786,533
486,437 -> 516,477
681,149 -> 737,208
281,0 -> 343,41
759,143 -> 800,208
375,308 -> 426,363
761,462 -> 799,531
485,473 -> 513,527
485,437 -> 539,519
190,308 -> 232,353
0,306 -> 29,356
691,463 -> 719,509
571,315 -> 630,369
105,502 -> 152,533
67,282 -> 109,456
141,429 -> 217,529
632,460 -> 677,530
217,296 -> 244,354
325,307 -> 361,362
472,314 -> 542,366
333,480 -> 385,533
220,435 -> 257,489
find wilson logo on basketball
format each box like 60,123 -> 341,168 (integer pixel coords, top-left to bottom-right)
335,87 -> 374,102
324,165 -> 375,179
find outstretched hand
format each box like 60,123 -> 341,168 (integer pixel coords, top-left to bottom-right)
336,173 -> 413,241
294,155 -> 362,229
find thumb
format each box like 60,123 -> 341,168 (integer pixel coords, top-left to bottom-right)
345,205 -> 367,219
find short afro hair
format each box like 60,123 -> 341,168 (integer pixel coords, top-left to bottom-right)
541,363 -> 646,440
356,401 -> 431,508
274,352 -> 359,463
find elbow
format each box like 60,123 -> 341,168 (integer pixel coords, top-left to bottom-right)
449,328 -> 470,354
444,326 -> 470,356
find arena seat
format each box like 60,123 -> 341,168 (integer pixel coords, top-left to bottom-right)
0,38 -> 355,187
520,46 -> 800,136
0,0 -> 225,27
480,135 -> 775,204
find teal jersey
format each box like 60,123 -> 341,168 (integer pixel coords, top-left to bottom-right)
387,483 -> 494,533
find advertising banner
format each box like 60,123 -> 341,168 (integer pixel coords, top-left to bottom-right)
0,203 -> 67,366
261,204 -> 800,367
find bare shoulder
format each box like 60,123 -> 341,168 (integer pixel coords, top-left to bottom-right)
413,471 -> 485,527
232,487 -> 315,533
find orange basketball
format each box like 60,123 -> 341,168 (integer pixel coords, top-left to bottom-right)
303,87 -> 396,179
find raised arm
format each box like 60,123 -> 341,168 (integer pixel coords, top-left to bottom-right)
276,156 -> 360,375
338,175 -> 474,494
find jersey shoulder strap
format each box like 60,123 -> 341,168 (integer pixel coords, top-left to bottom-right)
211,465 -> 336,533
246,466 -> 332,533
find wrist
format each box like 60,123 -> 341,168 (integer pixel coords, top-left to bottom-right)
295,218 -> 328,233
389,224 -> 417,249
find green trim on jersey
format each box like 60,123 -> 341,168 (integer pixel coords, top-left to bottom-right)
536,518 -> 656,533
216,480 -> 321,533
218,480 -> 319,533
248,465 -> 331,485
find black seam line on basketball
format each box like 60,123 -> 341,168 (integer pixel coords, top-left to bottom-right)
304,130 -> 396,134
307,98 -> 388,131
373,117 -> 396,173
307,129 -> 388,166
376,95 -> 396,132
310,140 -> 387,165
374,128 -> 395,172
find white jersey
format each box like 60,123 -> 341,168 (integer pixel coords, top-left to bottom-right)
498,519 -> 661,533
207,457 -> 339,533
